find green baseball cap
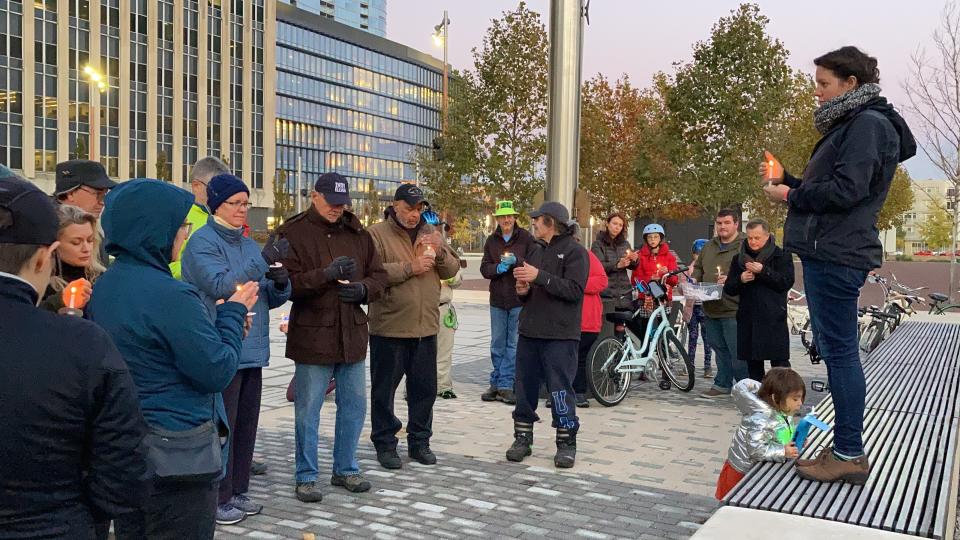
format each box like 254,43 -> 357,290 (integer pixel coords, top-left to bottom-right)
493,200 -> 519,217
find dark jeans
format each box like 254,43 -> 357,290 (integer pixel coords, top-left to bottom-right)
704,317 -> 748,392
746,358 -> 791,382
369,335 -> 437,450
513,336 -> 579,432
218,367 -> 262,505
114,479 -> 218,540
574,332 -> 599,394
687,304 -> 713,369
803,258 -> 868,457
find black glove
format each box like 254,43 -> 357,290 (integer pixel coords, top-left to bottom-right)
337,282 -> 367,304
266,265 -> 289,290
322,256 -> 357,282
261,236 -> 290,266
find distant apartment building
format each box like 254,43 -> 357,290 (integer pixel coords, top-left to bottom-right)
279,0 -> 386,36
901,179 -> 958,253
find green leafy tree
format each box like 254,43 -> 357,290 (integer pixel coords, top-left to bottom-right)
156,151 -> 172,182
469,1 -> 548,213
921,199 -> 953,251
365,179 -> 383,223
877,166 -> 915,232
272,170 -> 293,226
665,3 -> 795,213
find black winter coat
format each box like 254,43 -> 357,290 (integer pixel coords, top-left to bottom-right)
480,226 -> 536,310
0,276 -> 147,538
783,98 -> 916,271
590,230 -> 637,302
518,230 -> 589,340
722,240 -> 795,362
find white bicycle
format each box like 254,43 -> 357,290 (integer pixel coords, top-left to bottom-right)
587,267 -> 696,407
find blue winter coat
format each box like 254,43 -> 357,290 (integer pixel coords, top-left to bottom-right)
88,179 -> 247,440
181,216 -> 291,369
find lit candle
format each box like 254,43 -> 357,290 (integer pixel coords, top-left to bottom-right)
717,266 -> 723,278
767,159 -> 776,180
236,284 -> 243,292
68,286 -> 77,309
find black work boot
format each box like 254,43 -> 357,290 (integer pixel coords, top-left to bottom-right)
481,385 -> 499,402
554,429 -> 577,468
505,422 -> 534,462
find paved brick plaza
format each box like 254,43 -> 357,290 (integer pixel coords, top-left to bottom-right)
226,300 -> 823,539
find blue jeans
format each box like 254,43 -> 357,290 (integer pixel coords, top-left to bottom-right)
704,317 -> 748,392
490,306 -> 520,390
294,361 -> 367,483
803,258 -> 868,457
687,304 -> 712,369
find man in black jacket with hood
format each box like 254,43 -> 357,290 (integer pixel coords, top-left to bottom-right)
762,46 -> 916,484
0,175 -> 147,538
504,201 -> 588,468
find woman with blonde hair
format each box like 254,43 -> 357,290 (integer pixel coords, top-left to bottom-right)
40,204 -> 105,314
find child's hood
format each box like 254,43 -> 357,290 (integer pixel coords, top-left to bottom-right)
732,378 -> 773,417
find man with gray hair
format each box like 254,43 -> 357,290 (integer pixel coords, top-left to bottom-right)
169,156 -> 231,279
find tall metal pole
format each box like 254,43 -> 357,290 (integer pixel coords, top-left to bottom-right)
442,10 -> 449,135
545,0 -> 585,211
295,155 -> 303,214
89,86 -> 99,161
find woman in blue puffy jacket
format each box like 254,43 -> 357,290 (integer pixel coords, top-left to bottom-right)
182,174 -> 291,525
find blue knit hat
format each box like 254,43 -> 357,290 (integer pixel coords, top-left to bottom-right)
207,173 -> 249,213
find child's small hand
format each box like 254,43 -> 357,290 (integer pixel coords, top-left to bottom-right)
785,442 -> 799,459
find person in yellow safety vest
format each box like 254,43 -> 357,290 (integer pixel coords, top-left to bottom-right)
169,157 -> 231,279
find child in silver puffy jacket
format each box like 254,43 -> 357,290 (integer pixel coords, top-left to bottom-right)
715,367 -> 805,499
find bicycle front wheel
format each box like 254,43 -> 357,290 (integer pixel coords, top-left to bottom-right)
657,328 -> 695,392
587,337 -> 630,407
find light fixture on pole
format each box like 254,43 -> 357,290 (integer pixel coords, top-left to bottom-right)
83,65 -> 107,161
432,11 -> 450,135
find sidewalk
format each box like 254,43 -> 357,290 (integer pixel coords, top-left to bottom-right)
231,297 -> 824,539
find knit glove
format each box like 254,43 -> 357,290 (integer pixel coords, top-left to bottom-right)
337,282 -> 367,304
322,256 -> 357,282
261,236 -> 290,265
266,265 -> 289,290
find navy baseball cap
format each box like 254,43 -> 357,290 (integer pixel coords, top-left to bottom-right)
529,201 -> 570,223
394,183 -> 427,207
0,176 -> 59,245
314,172 -> 351,206
54,159 -> 117,195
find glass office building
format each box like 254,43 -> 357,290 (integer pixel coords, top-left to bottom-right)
275,2 -> 442,223
279,0 -> 386,37
0,0 -> 277,228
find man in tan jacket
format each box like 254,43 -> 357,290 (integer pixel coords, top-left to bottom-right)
367,184 -> 460,469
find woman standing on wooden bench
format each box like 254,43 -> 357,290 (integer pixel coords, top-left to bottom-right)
761,46 -> 917,484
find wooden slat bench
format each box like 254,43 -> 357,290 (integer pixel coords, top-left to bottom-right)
724,321 -> 960,539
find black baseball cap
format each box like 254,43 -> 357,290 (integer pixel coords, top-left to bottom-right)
0,175 -> 59,245
529,201 -> 570,223
54,160 -> 117,196
314,172 -> 351,206
394,183 -> 427,207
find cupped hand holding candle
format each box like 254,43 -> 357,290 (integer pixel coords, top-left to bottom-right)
760,150 -> 784,184
228,281 -> 259,310
61,278 -> 92,309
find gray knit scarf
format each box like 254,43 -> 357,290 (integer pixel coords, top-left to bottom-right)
813,83 -> 881,134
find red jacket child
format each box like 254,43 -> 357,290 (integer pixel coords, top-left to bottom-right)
581,250 -> 609,333
631,241 -> 679,302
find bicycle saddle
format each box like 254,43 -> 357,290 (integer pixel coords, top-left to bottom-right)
606,312 -> 634,324
930,292 -> 949,303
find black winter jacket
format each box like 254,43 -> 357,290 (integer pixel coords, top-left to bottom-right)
518,230 -> 589,340
591,230 -> 637,302
0,275 -> 147,538
723,239 -> 795,362
480,226 -> 536,310
783,98 -> 916,271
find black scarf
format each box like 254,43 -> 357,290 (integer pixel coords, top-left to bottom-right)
813,83 -> 881,134
741,235 -> 776,264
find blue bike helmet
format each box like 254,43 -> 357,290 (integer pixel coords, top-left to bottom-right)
692,238 -> 708,254
642,223 -> 665,237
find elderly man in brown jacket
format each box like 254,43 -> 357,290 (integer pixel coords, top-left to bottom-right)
278,172 -> 388,504
367,184 -> 460,469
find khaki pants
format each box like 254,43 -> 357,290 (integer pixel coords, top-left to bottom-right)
437,304 -> 456,392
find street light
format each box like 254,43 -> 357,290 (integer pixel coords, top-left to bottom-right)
83,65 -> 107,161
432,11 -> 450,135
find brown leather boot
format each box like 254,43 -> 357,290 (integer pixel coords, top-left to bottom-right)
796,452 -> 870,484
795,445 -> 833,468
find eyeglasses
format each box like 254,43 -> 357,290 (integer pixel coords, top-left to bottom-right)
76,186 -> 107,201
222,200 -> 251,210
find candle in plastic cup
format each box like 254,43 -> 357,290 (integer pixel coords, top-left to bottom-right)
767,159 -> 776,180
717,266 -> 723,278
424,245 -> 436,259
68,287 -> 77,309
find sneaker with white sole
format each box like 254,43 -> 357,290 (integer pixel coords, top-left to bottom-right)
229,494 -> 262,516
215,503 -> 246,525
